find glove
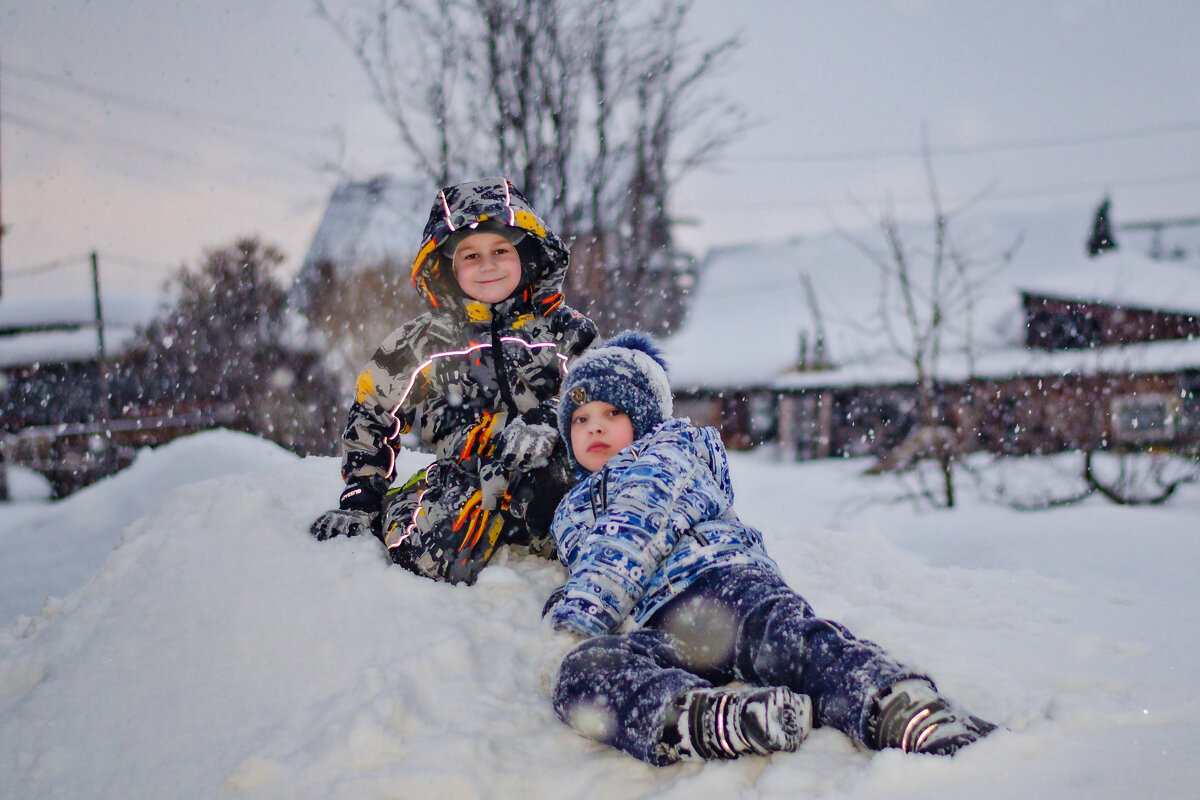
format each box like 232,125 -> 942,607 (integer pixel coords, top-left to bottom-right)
537,624 -> 586,698
309,483 -> 382,541
310,508 -> 378,541
495,416 -> 559,473
477,460 -> 509,512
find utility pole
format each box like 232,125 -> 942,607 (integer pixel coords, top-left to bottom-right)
0,57 -> 7,497
1,56 -> 6,299
91,251 -> 111,424
0,58 -> 7,497
91,251 -> 106,360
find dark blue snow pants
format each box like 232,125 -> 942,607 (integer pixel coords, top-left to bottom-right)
551,563 -> 928,765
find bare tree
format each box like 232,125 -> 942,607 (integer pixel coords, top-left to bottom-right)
314,0 -> 743,333
602,1 -> 741,331
1081,449 -> 1199,504
315,0 -> 474,186
304,259 -> 426,392
844,129 -> 1021,507
965,447 -> 1200,511
111,238 -> 342,456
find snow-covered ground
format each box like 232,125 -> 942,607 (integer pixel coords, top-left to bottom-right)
2,430 -> 1197,798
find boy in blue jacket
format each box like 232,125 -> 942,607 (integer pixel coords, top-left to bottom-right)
542,332 -> 996,765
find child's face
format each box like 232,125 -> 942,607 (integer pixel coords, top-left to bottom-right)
451,231 -> 523,304
570,400 -> 635,472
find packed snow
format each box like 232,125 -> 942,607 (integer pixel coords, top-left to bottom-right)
2,429 -> 1198,798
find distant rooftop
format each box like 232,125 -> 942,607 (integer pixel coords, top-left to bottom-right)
291,175 -> 431,309
663,205 -> 1200,391
0,292 -> 165,369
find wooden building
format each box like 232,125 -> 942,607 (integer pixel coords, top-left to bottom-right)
666,206 -> 1200,463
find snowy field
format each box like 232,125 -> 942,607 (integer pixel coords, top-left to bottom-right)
1,430 -> 1197,799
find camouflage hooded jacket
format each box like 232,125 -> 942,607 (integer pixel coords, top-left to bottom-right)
340,178 -> 597,505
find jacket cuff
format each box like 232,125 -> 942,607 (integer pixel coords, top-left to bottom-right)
541,585 -> 566,618
338,482 -> 384,513
549,597 -> 618,637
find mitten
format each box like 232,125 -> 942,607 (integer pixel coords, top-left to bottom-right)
309,483 -> 382,541
495,415 -> 559,473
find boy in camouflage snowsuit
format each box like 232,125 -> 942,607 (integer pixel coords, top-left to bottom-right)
310,178 -> 597,584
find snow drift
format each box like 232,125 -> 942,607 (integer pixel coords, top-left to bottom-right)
1,430 -> 1197,798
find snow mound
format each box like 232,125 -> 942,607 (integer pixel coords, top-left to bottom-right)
1,435 -> 1198,797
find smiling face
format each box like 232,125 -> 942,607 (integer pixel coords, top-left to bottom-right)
570,400 -> 635,473
451,231 -> 523,304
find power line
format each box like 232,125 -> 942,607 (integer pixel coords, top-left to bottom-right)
6,254 -> 93,279
3,59 -> 347,191
720,119 -> 1200,165
992,172 -> 1200,202
7,110 -> 198,165
103,253 -> 182,272
2,60 -> 335,142
3,71 -> 334,177
6,108 -> 334,196
715,172 -> 1200,212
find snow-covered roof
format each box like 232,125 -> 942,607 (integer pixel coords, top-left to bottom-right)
664,205 -> 1200,390
773,337 -> 1200,391
0,293 -> 163,331
0,292 -> 164,369
1015,247 -> 1200,314
291,175 -> 431,306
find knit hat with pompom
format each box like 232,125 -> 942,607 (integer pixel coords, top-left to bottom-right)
557,331 -> 673,465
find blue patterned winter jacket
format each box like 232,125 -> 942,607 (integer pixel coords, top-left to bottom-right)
546,418 -> 780,637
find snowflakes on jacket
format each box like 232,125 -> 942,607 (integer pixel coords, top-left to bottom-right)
547,418 -> 779,637
340,178 -> 597,522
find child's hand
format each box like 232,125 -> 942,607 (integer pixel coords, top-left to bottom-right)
477,464 -> 508,512
310,483 -> 383,540
309,508 -> 378,540
496,417 -> 559,472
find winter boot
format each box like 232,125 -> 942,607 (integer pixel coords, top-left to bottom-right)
662,686 -> 812,761
869,679 -> 997,756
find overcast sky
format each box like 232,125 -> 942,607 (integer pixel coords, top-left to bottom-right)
3,1 -> 1199,299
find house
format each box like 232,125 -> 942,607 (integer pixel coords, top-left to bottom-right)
0,292 -> 163,429
0,291 -> 249,497
290,174 -> 430,315
1,291 -> 161,495
663,205 -> 1200,462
